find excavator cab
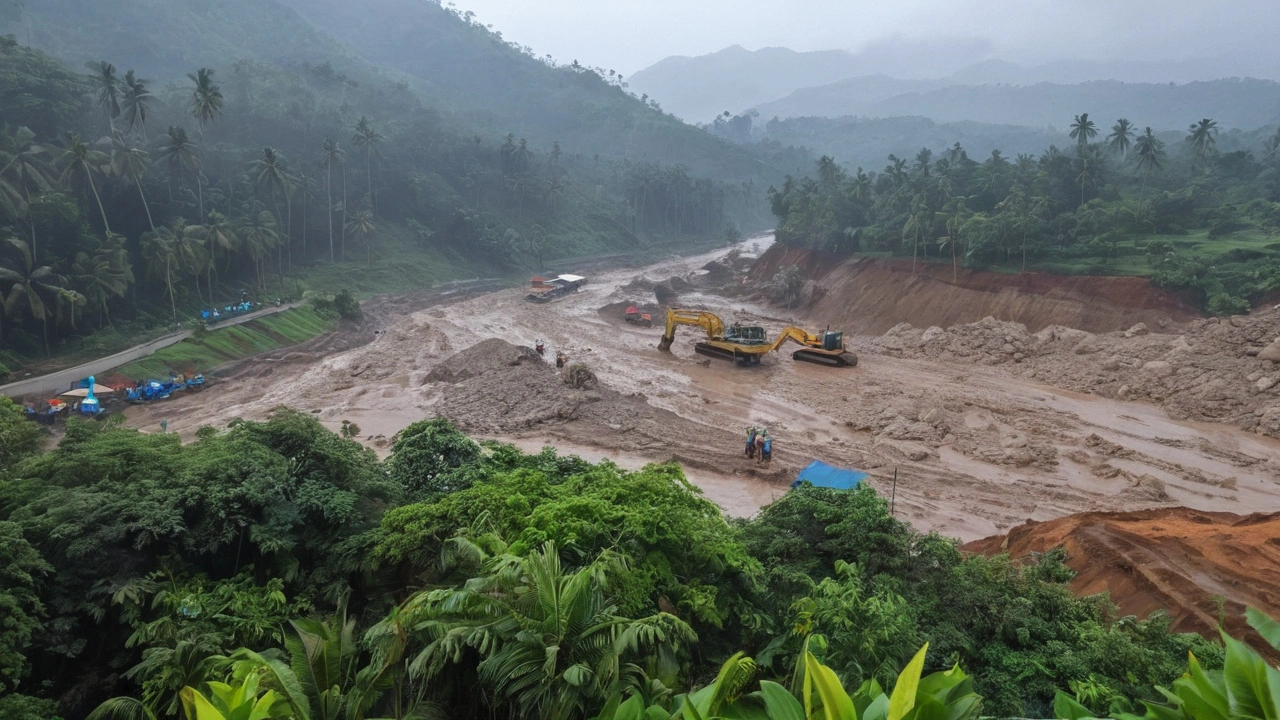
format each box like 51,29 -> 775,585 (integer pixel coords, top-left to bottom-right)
821,331 -> 844,351
726,324 -> 768,345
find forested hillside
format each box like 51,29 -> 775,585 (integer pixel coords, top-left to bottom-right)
767,112 -> 1280,313
0,0 -> 798,368
755,76 -> 1280,131
0,407 -> 1233,719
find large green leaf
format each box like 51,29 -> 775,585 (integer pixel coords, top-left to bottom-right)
1221,633 -> 1278,720
1248,608 -> 1280,655
1172,652 -> 1230,720
887,645 -> 928,720
758,681 -> 804,720
860,693 -> 889,720
180,687 -> 227,720
805,650 -> 858,720
1052,690 -> 1097,720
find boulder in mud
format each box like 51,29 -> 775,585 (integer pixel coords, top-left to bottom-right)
654,281 -> 679,306
1259,337 -> 1280,362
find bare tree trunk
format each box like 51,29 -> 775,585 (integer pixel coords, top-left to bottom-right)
135,175 -> 156,231
327,162 -> 334,262
86,171 -> 111,236
25,185 -> 37,264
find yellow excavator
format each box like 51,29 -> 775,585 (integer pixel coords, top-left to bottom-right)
769,326 -> 858,367
657,309 -> 857,367
657,309 -> 774,364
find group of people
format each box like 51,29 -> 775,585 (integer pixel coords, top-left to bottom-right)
745,425 -> 772,464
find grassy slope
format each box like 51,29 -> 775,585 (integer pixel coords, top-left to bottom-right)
985,229 -> 1280,277
113,307 -> 333,379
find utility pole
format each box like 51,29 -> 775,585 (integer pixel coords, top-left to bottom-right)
890,467 -> 898,516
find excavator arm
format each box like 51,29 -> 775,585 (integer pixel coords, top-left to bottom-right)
768,326 -> 823,353
658,309 -> 725,351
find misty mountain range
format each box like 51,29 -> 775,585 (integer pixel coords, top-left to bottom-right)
629,44 -> 1280,131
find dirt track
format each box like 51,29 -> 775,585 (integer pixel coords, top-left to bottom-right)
0,302 -> 304,400
124,237 -> 1280,541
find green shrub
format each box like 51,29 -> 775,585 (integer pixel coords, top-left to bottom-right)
1207,292 -> 1250,316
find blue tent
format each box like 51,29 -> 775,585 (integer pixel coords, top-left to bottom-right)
791,460 -> 867,490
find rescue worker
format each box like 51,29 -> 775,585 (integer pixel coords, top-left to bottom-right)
745,425 -> 758,459
761,432 -> 773,464
536,340 -> 545,356
755,429 -> 768,464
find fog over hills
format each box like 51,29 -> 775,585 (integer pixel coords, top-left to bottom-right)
629,43 -> 1280,130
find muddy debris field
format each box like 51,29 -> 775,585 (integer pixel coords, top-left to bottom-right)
126,238 -> 1280,542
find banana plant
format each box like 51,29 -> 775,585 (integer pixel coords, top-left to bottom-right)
178,670 -> 291,720
593,643 -> 981,720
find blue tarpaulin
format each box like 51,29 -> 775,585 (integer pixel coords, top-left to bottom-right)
791,460 -> 867,490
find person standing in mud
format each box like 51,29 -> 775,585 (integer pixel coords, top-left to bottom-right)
746,425 -> 758,459
761,432 -> 772,464
755,429 -> 768,464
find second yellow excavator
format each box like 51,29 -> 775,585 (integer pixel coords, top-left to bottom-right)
657,309 -> 857,367
769,326 -> 858,367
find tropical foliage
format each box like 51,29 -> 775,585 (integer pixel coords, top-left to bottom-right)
0,411 -> 1237,719
767,113 -> 1280,312
0,31 -> 766,365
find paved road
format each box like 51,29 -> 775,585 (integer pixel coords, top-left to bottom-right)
0,303 -> 301,399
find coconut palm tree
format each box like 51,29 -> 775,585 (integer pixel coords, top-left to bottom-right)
344,208 -> 375,265
157,126 -> 199,204
1134,127 -> 1166,217
389,540 -> 694,720
250,147 -> 295,271
238,211 -> 278,293
1076,145 -> 1104,206
0,127 -> 54,264
56,133 -> 111,235
198,211 -> 238,301
70,242 -> 132,328
936,195 -> 969,282
1188,118 -> 1219,170
187,68 -> 223,219
1107,118 -> 1134,158
107,131 -> 156,231
142,223 -> 185,323
319,138 -> 345,262
0,236 -> 72,354
351,116 -> 383,215
901,198 -> 932,275
86,61 -> 121,132
1069,113 -> 1098,150
120,70 -> 153,138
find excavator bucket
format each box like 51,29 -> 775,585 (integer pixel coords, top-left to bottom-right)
658,334 -> 674,352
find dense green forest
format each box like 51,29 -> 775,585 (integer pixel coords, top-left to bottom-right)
768,113 -> 1280,313
0,0 -> 806,369
1,402 -> 1262,720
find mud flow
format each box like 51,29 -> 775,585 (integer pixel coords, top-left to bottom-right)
125,236 -> 1280,543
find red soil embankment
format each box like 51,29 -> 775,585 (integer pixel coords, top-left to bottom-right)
751,246 -> 1202,334
963,508 -> 1280,655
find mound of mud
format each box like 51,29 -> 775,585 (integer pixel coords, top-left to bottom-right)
654,280 -> 679,306
424,338 -> 543,384
963,508 -> 1280,656
871,316 -> 1038,365
870,306 -> 1280,439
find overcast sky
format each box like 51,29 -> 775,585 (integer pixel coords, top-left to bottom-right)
451,0 -> 1280,77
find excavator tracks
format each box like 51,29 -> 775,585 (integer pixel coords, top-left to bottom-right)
695,343 -> 762,365
793,350 -> 858,367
